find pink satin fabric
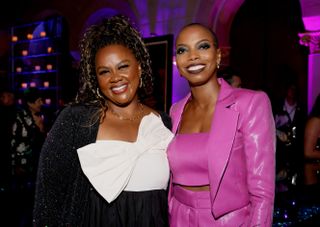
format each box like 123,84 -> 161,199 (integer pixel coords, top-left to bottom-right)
168,79 -> 275,226
169,185 -> 213,227
167,132 -> 209,186
169,185 -> 250,227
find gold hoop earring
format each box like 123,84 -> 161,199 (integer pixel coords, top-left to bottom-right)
139,77 -> 143,88
96,88 -> 103,99
217,62 -> 220,69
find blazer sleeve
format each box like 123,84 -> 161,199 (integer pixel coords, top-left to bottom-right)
33,106 -> 77,226
242,92 -> 276,227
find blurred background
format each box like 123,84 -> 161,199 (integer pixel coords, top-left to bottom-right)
0,0 -> 320,226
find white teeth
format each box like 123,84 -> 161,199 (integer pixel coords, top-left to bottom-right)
187,65 -> 205,71
112,84 -> 127,91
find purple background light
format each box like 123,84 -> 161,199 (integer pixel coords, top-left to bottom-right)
308,54 -> 320,113
171,57 -> 190,104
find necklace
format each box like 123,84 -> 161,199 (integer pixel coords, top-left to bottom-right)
108,103 -> 145,121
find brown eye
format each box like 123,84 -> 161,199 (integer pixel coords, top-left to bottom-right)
198,43 -> 210,50
118,64 -> 129,70
176,47 -> 187,55
98,69 -> 110,76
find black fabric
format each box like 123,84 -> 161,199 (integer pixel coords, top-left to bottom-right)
33,104 -> 172,226
11,107 -> 46,182
0,105 -> 16,188
274,101 -> 307,184
82,189 -> 168,227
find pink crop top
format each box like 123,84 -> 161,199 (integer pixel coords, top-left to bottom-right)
167,132 -> 209,186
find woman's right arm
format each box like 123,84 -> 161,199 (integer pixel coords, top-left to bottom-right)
304,117 -> 320,159
33,106 -> 76,226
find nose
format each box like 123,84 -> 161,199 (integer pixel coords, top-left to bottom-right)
188,49 -> 199,61
110,72 -> 123,83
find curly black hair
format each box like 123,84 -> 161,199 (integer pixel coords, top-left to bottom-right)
75,15 -> 153,108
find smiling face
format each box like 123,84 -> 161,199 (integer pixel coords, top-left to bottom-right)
95,44 -> 141,107
175,24 -> 221,87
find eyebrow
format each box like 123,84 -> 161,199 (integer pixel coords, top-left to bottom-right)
96,59 -> 131,69
176,38 -> 211,47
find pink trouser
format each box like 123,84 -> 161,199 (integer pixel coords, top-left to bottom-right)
169,185 -> 214,227
169,185 -> 250,227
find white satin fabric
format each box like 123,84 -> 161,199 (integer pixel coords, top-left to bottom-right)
77,113 -> 174,203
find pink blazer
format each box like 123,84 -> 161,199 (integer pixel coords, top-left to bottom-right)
169,79 -> 276,226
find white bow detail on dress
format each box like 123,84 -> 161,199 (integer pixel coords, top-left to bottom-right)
77,113 -> 174,203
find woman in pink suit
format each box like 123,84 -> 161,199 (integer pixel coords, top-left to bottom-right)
167,23 -> 276,226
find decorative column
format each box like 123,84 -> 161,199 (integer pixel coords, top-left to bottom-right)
299,31 -> 320,113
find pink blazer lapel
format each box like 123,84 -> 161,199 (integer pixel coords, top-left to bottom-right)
207,79 -> 239,205
207,103 -> 239,203
170,94 -> 191,134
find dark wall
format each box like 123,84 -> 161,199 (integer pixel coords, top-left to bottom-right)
230,0 -> 308,106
